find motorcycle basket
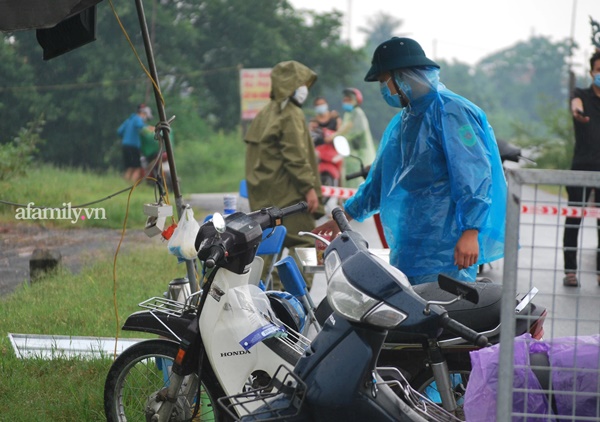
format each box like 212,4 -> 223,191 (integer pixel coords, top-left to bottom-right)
218,364 -> 306,421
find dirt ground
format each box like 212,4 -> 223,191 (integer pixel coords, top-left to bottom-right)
0,223 -> 155,297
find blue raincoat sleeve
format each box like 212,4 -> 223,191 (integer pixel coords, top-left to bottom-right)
344,112 -> 403,221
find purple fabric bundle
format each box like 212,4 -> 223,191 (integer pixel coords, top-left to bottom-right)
464,334 -> 600,421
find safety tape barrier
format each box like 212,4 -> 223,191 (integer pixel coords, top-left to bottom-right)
321,185 -> 357,199
322,186 -> 600,218
521,204 -> 600,218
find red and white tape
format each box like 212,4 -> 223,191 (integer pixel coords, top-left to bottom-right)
521,205 -> 600,218
321,185 -> 357,199
322,186 -> 600,219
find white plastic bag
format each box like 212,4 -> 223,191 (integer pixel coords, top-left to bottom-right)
167,207 -> 200,260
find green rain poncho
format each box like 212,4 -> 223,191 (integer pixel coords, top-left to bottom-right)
337,106 -> 376,184
245,61 -> 324,249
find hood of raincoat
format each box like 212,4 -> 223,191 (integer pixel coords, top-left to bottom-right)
270,61 -> 317,104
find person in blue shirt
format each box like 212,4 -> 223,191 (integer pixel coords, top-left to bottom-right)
118,104 -> 153,181
314,37 -> 507,285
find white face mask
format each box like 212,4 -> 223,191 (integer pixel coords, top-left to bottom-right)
293,85 -> 309,104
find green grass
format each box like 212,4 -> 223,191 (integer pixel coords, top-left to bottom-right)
173,130 -> 245,194
0,165 -> 161,229
0,245 -> 184,421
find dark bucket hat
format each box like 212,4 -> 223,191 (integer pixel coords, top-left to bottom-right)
364,37 -> 439,82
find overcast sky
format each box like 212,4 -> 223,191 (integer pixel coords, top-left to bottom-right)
289,0 -> 598,74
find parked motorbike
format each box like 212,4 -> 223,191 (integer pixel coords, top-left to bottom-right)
275,237 -> 546,417
104,203 -> 318,422
219,208 -> 496,421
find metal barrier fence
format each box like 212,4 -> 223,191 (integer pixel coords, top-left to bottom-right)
496,169 -> 600,421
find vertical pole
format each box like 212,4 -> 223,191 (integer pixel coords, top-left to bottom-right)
134,0 -> 198,292
496,168 -> 522,421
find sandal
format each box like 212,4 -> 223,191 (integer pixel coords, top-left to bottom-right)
563,273 -> 579,287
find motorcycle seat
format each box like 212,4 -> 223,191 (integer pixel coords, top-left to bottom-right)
385,280 -> 503,343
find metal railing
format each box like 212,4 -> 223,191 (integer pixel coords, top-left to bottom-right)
497,168 -> 600,421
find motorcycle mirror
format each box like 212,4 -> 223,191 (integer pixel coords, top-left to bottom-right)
333,136 -> 351,157
212,212 -> 226,234
437,274 -> 479,304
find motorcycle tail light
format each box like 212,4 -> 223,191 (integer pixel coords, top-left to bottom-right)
529,309 -> 547,340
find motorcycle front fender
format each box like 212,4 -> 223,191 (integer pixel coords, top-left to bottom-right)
122,310 -> 196,342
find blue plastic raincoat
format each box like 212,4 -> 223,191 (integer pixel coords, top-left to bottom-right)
345,67 -> 506,278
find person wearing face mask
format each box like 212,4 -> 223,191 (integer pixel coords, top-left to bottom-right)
328,87 -> 376,187
562,50 -> 600,287
314,37 -> 506,285
309,97 -> 341,147
245,60 -> 324,289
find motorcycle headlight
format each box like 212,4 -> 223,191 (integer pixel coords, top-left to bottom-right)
325,251 -> 408,328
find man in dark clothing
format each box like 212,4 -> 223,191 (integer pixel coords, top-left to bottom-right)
563,50 -> 600,287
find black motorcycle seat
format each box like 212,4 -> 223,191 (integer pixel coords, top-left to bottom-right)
385,280 -> 503,343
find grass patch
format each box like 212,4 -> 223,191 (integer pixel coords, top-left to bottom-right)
173,129 -> 245,194
0,245 -> 184,421
0,165 -> 161,229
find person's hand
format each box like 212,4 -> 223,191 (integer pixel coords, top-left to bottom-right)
572,108 -> 590,124
454,229 -> 479,270
305,188 -> 320,214
312,218 -> 341,239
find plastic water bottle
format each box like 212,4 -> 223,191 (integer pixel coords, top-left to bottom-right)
223,194 -> 237,215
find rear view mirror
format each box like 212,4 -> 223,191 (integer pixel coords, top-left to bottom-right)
333,136 -> 350,157
438,274 -> 479,304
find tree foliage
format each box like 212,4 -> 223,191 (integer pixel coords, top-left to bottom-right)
0,5 -> 586,173
0,116 -> 45,181
2,0 -> 362,169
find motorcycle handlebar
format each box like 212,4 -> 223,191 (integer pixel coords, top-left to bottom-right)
332,207 -> 353,233
248,201 -> 308,230
440,313 -> 488,348
205,245 -> 225,268
345,168 -> 369,181
281,202 -> 309,217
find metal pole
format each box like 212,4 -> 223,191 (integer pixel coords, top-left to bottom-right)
134,0 -> 198,292
496,168 -> 522,421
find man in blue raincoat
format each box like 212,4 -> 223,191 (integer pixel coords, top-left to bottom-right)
315,37 -> 506,284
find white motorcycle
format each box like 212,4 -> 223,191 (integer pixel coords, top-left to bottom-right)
103,203 -> 317,421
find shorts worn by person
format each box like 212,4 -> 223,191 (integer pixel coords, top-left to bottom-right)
244,61 -> 325,290
562,50 -> 600,287
315,37 -> 507,285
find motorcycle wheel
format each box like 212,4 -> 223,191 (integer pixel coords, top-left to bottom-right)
411,360 -> 471,420
104,339 -> 231,422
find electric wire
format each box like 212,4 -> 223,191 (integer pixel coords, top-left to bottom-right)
107,0 -> 165,106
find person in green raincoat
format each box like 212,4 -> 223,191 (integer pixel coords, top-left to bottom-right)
327,87 -> 376,188
245,60 -> 324,289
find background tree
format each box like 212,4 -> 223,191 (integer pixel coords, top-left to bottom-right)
4,0 -> 361,168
